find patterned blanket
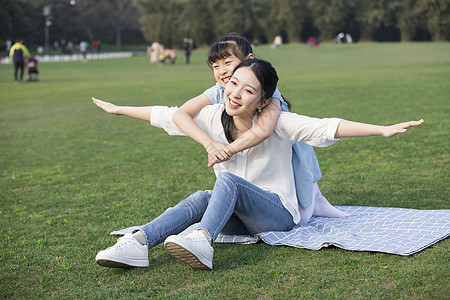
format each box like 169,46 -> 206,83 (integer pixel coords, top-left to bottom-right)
111,206 -> 450,256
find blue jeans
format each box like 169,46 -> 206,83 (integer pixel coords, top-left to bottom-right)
139,172 -> 295,248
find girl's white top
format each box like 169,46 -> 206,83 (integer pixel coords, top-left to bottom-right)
151,104 -> 342,224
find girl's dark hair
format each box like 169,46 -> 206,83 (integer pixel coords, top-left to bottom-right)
221,59 -> 281,143
207,33 -> 253,67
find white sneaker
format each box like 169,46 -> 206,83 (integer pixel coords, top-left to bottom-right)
95,233 -> 149,268
164,230 -> 213,270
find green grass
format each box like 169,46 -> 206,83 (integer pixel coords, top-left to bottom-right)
1,42 -> 449,299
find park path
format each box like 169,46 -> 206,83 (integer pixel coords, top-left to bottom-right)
0,51 -> 141,65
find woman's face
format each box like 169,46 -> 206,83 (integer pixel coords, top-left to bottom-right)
212,53 -> 242,88
224,66 -> 265,118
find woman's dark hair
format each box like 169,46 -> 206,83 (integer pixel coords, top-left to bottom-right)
221,59 -> 283,143
239,59 -> 278,101
207,33 -> 253,67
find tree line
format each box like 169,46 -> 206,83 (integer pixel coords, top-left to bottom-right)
1,0 -> 448,51
135,0 -> 449,48
0,0 -> 144,50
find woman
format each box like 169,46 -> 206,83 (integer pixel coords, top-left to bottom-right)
95,59 -> 423,270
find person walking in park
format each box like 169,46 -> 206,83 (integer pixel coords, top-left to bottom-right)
9,39 -> 30,83
93,58 -> 423,270
184,37 -> 194,64
79,40 -> 88,63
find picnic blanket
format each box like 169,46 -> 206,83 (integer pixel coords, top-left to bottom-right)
111,206 -> 450,256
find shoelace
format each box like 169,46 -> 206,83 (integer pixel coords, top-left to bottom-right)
106,235 -> 133,250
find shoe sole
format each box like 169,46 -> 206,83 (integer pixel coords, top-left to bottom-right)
96,259 -> 135,268
96,256 -> 149,268
164,241 -> 212,270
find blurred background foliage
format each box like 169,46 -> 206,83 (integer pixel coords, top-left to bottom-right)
0,0 -> 449,50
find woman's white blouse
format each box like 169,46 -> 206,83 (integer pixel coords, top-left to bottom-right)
151,104 -> 342,224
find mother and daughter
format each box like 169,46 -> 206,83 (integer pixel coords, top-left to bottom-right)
93,35 -> 423,270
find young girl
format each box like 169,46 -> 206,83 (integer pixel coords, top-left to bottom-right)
95,59 -> 423,270
93,34 -> 330,222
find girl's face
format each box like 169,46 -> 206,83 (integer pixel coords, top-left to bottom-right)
212,53 -> 243,88
224,66 -> 267,118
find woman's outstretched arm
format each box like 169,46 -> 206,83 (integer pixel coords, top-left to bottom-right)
92,97 -> 153,122
335,119 -> 424,139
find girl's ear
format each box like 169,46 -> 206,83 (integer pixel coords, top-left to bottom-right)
257,97 -> 271,110
247,53 -> 255,59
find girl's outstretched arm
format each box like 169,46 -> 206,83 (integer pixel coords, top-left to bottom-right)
172,94 -> 235,167
335,119 -> 424,139
92,97 -> 153,122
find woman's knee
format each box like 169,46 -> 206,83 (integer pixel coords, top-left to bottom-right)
182,190 -> 210,204
217,172 -> 238,183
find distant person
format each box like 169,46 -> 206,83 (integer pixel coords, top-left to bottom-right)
79,40 -> 88,62
6,40 -> 12,52
335,32 -> 345,44
27,56 -> 39,82
149,42 -> 163,64
91,40 -> 99,53
67,41 -> 74,54
184,38 -> 194,64
60,39 -> 67,53
271,35 -> 282,49
307,36 -> 320,48
164,49 -> 176,64
9,39 -> 30,82
345,33 -> 353,44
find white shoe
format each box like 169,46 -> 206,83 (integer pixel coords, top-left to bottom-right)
95,233 -> 149,268
164,230 -> 213,270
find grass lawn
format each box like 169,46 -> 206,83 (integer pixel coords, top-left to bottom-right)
0,42 -> 449,299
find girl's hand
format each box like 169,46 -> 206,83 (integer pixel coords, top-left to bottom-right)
381,119 -> 424,137
92,97 -> 120,115
205,140 -> 234,167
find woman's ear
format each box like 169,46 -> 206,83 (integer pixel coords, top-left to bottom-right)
247,53 -> 255,59
257,97 -> 271,110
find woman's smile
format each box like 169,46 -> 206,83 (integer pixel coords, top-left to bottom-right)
224,66 -> 263,118
228,98 -> 241,109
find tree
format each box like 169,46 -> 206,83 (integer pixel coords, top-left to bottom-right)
358,0 -> 403,41
412,0 -> 450,41
179,0 -> 215,45
134,0 -> 184,47
2,0 -> 450,51
0,0 -> 42,47
105,0 -> 142,47
74,0 -> 142,46
306,0 -> 361,40
207,0 -> 255,40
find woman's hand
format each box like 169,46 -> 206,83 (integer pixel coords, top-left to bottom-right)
92,97 -> 120,115
205,140 -> 234,167
381,119 -> 424,137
